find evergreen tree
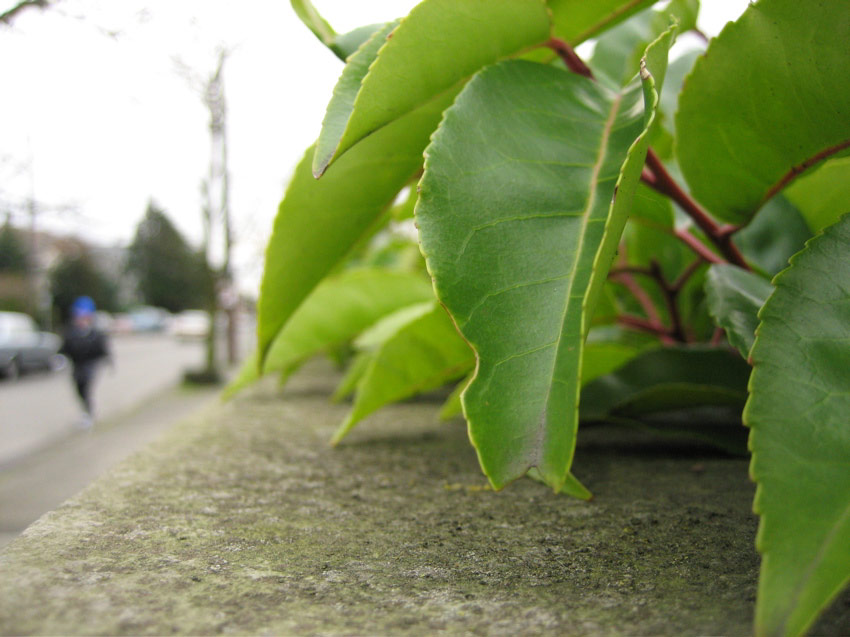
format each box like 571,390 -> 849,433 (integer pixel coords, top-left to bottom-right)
0,218 -> 29,273
126,202 -> 210,313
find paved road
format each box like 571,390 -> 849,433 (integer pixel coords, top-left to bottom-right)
0,382 -> 221,548
0,333 -> 207,466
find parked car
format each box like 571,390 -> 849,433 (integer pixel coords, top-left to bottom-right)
127,306 -> 171,333
0,311 -> 62,380
94,311 -> 114,333
169,310 -> 210,340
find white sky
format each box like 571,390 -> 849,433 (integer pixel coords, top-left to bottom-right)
0,0 -> 749,294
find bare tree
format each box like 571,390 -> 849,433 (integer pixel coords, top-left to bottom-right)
205,48 -> 239,367
175,47 -> 239,378
0,0 -> 54,26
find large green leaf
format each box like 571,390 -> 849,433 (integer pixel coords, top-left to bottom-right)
704,265 -> 773,359
744,213 -> 850,637
257,88 -> 455,364
784,156 -> 850,234
333,301 -> 474,444
676,0 -> 850,225
547,0 -> 657,45
416,30 -> 674,491
313,0 -> 552,177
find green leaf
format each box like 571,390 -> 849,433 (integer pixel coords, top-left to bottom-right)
390,186 -> 418,221
784,156 -> 850,234
333,302 -> 474,444
416,29 -> 674,491
290,0 -> 337,50
527,467 -> 592,500
735,195 -> 813,276
440,339 -> 644,422
332,25 -> 384,60
744,213 -> 850,637
354,301 -> 434,349
676,0 -> 850,224
581,341 -> 649,388
313,0 -> 552,177
290,0 -> 383,61
262,268 -> 434,381
580,346 -> 751,421
547,0 -> 657,45
313,20 -> 399,175
704,265 -> 773,359
257,88 -> 455,364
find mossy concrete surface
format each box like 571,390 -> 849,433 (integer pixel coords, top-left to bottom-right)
1,362 -> 848,635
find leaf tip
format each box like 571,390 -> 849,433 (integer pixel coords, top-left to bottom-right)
331,415 -> 356,445
312,163 -> 328,179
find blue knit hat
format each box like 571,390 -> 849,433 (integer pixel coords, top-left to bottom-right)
71,296 -> 96,317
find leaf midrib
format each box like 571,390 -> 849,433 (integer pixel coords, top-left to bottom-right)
756,138 -> 850,214
533,92 -> 624,468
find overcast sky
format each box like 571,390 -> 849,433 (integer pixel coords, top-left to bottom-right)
0,0 -> 749,293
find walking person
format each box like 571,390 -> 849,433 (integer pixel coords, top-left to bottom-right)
59,296 -> 111,429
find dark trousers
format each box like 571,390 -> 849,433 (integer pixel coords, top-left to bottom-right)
72,362 -> 97,414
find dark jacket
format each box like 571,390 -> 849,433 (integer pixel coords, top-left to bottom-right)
59,326 -> 109,368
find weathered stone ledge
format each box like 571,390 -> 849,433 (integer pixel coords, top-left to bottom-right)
1,362 -> 848,635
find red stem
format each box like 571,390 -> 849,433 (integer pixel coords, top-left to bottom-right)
670,258 -> 705,293
617,315 -> 674,342
649,261 -> 687,343
546,37 -> 594,79
642,149 -> 750,270
674,228 -> 724,265
609,271 -> 664,326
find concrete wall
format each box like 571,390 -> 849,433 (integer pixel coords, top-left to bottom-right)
1,362 -> 848,635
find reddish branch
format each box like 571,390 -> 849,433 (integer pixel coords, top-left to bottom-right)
617,315 -> 673,340
641,149 -> 750,269
648,261 -> 686,342
609,267 -> 666,324
611,258 -> 705,344
673,227 -> 724,265
546,37 -> 594,79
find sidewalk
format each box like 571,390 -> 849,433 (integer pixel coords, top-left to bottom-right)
0,383 -> 221,549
